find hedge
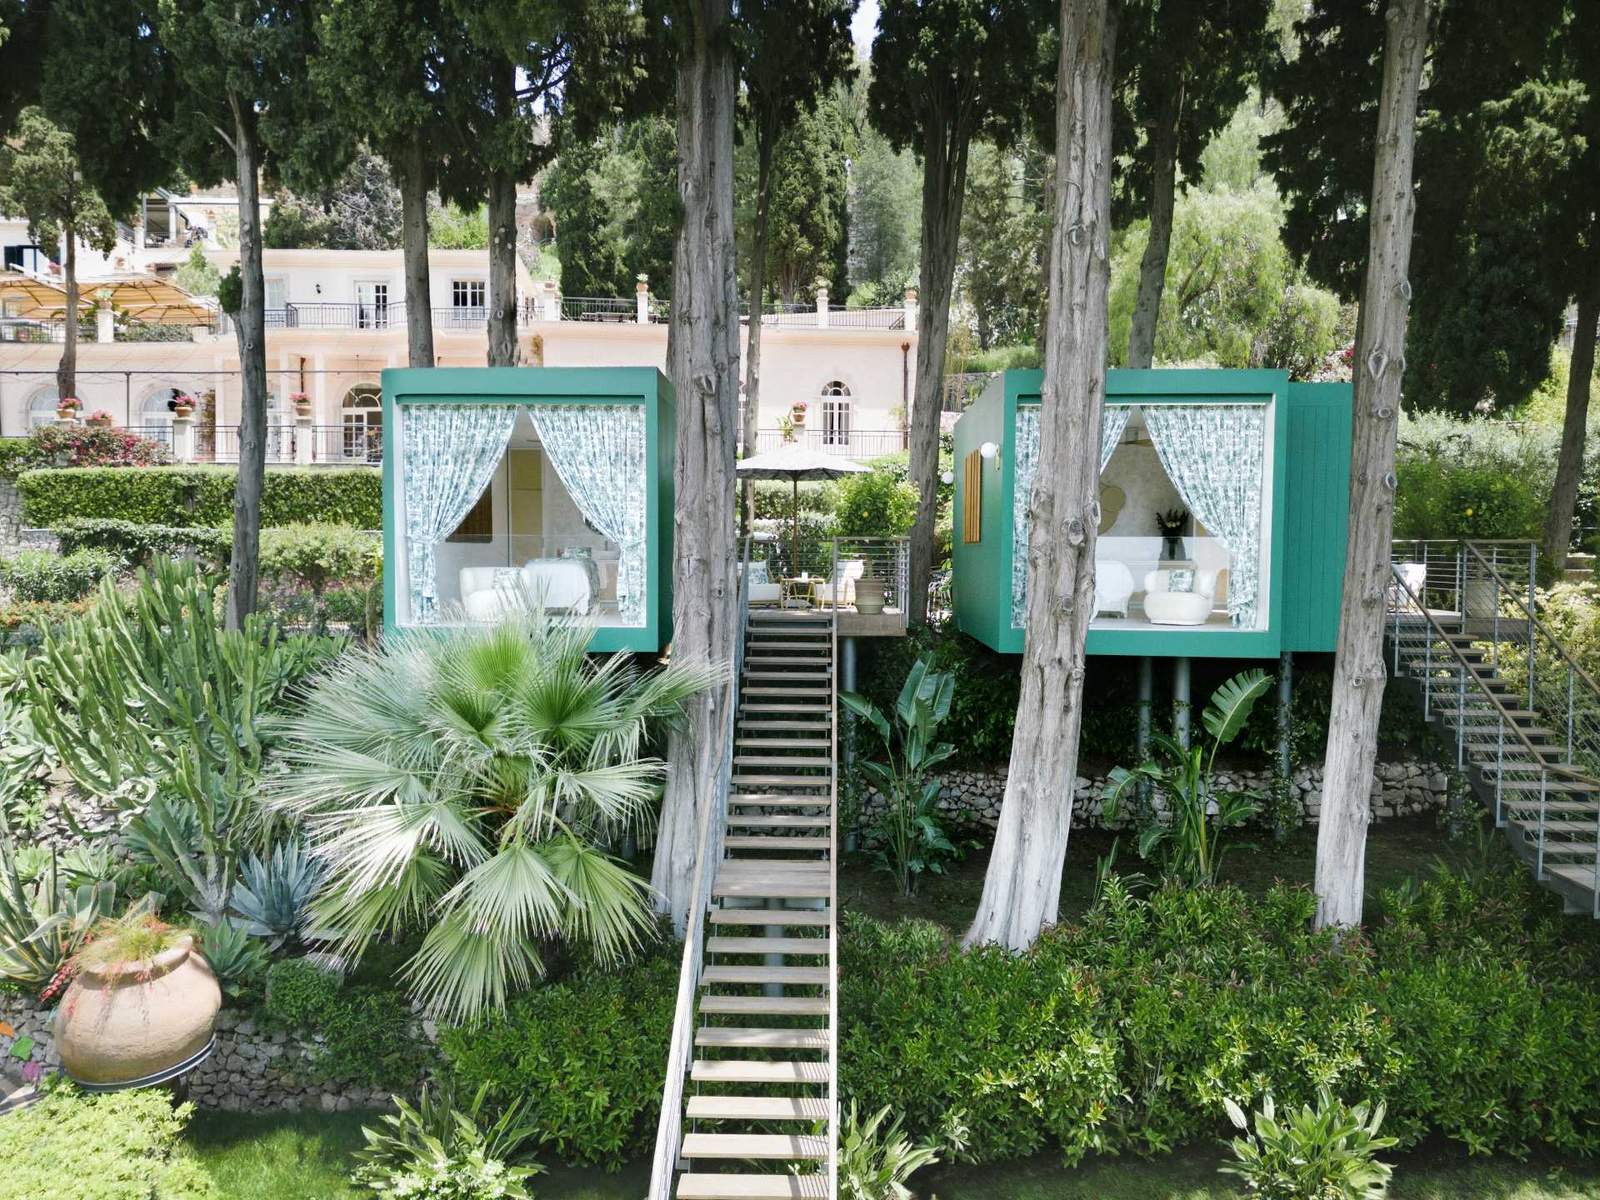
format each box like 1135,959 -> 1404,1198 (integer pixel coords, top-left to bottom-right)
0,547 -> 117,602
17,466 -> 381,529
54,518 -> 232,570
841,868 -> 1600,1166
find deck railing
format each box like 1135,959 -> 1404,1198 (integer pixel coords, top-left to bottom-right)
647,538 -> 749,1200
826,539 -> 841,1196
746,428 -> 907,459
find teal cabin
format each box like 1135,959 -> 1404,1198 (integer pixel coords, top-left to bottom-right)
381,366 -> 675,653
952,368 -> 1352,660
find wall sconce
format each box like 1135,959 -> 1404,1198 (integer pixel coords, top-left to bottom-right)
940,469 -> 954,485
314,283 -> 323,295
979,440 -> 1001,468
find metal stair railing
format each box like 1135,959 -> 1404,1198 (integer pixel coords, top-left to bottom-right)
647,536 -> 750,1200
1388,562 -> 1600,910
826,539 -> 841,1197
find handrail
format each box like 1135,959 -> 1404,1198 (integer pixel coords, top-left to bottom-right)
1464,542 -> 1600,700
827,538 -> 841,1198
1389,563 -> 1591,786
647,535 -> 750,1200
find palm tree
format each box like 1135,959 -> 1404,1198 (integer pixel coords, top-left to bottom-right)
263,613 -> 714,1024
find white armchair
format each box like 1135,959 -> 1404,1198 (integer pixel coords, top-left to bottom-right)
1142,567 -> 1221,626
1093,559 -> 1135,619
459,561 -> 595,622
813,559 -> 866,609
740,559 -> 782,606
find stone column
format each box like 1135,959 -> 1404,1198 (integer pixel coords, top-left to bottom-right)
171,411 -> 196,463
294,407 -> 314,466
903,287 -> 918,331
636,275 -> 650,325
542,279 -> 561,322
95,305 -> 114,345
815,279 -> 829,329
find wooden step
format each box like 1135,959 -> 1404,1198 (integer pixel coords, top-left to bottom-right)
731,774 -> 833,789
722,835 -> 832,852
1517,819 -> 1600,833
690,1059 -> 829,1085
739,703 -> 831,715
744,641 -> 831,651
712,875 -> 833,901
742,686 -> 832,698
737,720 -> 832,732
1502,799 -> 1600,814
736,738 -> 833,750
743,674 -> 832,686
1545,863 -> 1598,889
686,1095 -> 829,1121
681,1133 -> 828,1161
742,656 -> 832,667
707,936 -> 827,956
709,909 -> 831,928
694,1027 -> 829,1050
728,795 -> 832,809
725,813 -> 831,829
702,964 -> 829,987
1492,780 -> 1599,793
698,994 -> 829,1016
677,1172 -> 827,1200
734,755 -> 834,769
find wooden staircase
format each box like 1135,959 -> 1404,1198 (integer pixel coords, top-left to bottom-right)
666,608 -> 839,1200
1388,556 -> 1600,916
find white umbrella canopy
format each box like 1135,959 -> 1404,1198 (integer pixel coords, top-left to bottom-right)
736,444 -> 870,572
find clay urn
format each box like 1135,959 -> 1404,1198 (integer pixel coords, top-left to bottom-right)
55,934 -> 221,1088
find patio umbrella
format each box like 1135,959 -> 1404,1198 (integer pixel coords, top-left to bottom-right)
0,269 -> 216,324
735,443 -> 869,573
0,269 -> 68,318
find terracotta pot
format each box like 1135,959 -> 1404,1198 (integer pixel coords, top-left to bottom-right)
854,578 -> 887,615
55,935 -> 221,1087
86,414 -> 113,427
790,406 -> 808,428
172,404 -> 194,419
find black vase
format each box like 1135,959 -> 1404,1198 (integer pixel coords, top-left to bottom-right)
1161,534 -> 1185,561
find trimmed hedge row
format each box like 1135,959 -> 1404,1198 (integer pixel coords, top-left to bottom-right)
17,466 -> 381,529
841,869 -> 1600,1166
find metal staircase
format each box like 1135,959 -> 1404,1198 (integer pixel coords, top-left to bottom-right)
650,551 -> 838,1200
1388,540 -> 1600,915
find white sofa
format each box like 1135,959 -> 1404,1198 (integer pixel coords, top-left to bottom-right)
1094,560 -> 1135,618
1143,567 -> 1221,625
460,560 -> 595,622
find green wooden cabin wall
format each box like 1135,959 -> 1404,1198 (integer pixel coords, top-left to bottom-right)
380,366 -> 675,653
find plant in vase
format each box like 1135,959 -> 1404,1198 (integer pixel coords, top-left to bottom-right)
289,391 -> 312,419
1156,507 -> 1189,561
84,409 -> 114,428
840,655 -> 960,896
55,397 -> 81,421
790,398 -> 809,429
171,392 -> 194,418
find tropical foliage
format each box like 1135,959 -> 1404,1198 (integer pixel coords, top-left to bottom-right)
352,1082 -> 543,1200
263,611 -> 711,1022
1222,1089 -> 1398,1200
1103,669 -> 1270,886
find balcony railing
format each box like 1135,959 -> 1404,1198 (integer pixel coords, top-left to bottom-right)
0,317 -> 217,343
746,428 -> 908,460
194,423 -> 383,465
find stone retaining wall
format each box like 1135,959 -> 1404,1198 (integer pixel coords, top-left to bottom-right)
859,757 -> 1451,832
0,995 -> 398,1113
0,479 -> 19,558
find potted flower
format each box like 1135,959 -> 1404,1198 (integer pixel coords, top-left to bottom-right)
55,396 -> 81,421
289,391 -> 312,419
172,392 -> 195,418
790,398 -> 809,430
54,907 -> 222,1088
85,409 -> 115,427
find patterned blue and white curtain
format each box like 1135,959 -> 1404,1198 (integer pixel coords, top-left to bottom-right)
403,404 -> 519,622
1141,403 -> 1267,627
1010,404 -> 1131,627
531,403 -> 649,626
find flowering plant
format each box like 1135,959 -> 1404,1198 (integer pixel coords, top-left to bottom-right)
289,391 -> 310,403
85,409 -> 115,425
55,396 -> 80,413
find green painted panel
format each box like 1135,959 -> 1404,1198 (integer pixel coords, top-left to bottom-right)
951,374 -> 1008,648
1282,382 -> 1352,652
380,366 -> 674,653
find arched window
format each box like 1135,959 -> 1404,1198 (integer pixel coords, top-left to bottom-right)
137,384 -> 179,447
26,386 -> 59,430
819,380 -> 851,449
342,383 -> 382,463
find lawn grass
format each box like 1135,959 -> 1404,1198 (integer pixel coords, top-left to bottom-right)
927,1143 -> 1600,1199
840,813 -> 1486,930
185,1110 -> 650,1200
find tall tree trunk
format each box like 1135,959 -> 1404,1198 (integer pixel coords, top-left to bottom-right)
1313,0 -> 1430,932
487,165 -> 520,368
741,116 -> 777,531
964,0 -> 1119,952
1126,86 -> 1181,369
652,0 -> 741,933
1542,244 -> 1600,573
226,100 -> 268,631
399,133 -> 436,369
56,234 -> 78,401
906,121 -> 973,626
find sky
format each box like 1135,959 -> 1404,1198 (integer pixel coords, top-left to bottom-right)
853,0 -> 880,53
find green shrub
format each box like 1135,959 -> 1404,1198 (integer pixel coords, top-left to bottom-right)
841,869 -> 1600,1166
262,962 -> 431,1090
259,524 -> 381,631
0,597 -> 96,649
0,424 -> 171,479
1221,1090 -> 1397,1200
17,465 -> 381,529
1393,411 -> 1552,542
438,953 -> 677,1170
54,518 -> 232,570
752,478 -> 837,519
0,548 -> 117,602
753,511 -> 837,577
834,468 -> 919,538
0,1082 -> 218,1199
265,956 -> 344,1024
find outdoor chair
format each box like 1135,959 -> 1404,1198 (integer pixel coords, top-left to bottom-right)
812,559 -> 866,609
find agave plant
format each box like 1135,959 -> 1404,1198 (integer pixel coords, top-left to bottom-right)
262,612 -> 713,1023
231,840 -> 324,949
0,840 -> 118,994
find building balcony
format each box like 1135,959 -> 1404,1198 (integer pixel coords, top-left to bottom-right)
745,428 -> 908,459
123,422 -> 382,467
